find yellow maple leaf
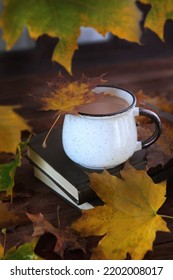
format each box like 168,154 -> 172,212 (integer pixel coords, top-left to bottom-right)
142,0 -> 173,40
40,74 -> 106,115
73,165 -> 169,260
0,0 -> 142,73
0,106 -> 31,154
40,74 -> 106,147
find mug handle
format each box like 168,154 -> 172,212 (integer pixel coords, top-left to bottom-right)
134,108 -> 162,151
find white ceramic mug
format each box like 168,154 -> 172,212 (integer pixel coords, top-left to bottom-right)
62,86 -> 161,169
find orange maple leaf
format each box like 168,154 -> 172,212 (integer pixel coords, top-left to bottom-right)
39,74 -> 107,147
40,74 -> 106,115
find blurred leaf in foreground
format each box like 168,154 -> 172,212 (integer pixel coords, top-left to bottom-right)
0,0 -> 142,72
142,0 -> 173,40
0,106 -> 31,154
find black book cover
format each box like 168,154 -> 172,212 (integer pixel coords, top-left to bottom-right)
27,127 -> 99,204
27,126 -> 173,205
33,165 -> 103,211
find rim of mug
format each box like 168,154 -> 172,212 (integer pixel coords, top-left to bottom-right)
78,85 -> 136,117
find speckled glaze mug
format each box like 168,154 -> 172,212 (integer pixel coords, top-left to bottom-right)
62,86 -> 161,169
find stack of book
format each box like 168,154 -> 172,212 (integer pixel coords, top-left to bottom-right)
27,127 -> 173,211
27,128 -> 103,210
27,127 -> 130,210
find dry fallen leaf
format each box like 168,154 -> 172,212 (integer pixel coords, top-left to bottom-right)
40,74 -> 106,115
136,90 -> 173,114
134,90 -> 173,169
0,106 -> 31,154
73,165 -> 169,260
26,212 -> 86,258
138,121 -> 173,169
142,0 -> 173,40
0,202 -> 20,228
39,74 -> 107,147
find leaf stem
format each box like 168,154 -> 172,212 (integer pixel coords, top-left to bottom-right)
42,114 -> 61,148
160,214 -> 173,219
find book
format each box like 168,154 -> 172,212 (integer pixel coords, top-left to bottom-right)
33,166 -> 102,210
27,127 -> 148,205
27,126 -> 173,209
27,127 -> 100,204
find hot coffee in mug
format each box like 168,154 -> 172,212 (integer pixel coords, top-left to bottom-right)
62,86 -> 161,169
80,95 -> 129,115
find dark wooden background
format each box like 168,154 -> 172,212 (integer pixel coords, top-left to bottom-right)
0,19 -> 173,259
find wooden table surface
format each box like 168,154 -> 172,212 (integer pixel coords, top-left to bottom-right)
0,35 -> 173,260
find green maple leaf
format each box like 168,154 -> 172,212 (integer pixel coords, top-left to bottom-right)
0,0 -> 142,73
142,0 -> 173,39
1,241 -> 41,260
0,141 -> 27,197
